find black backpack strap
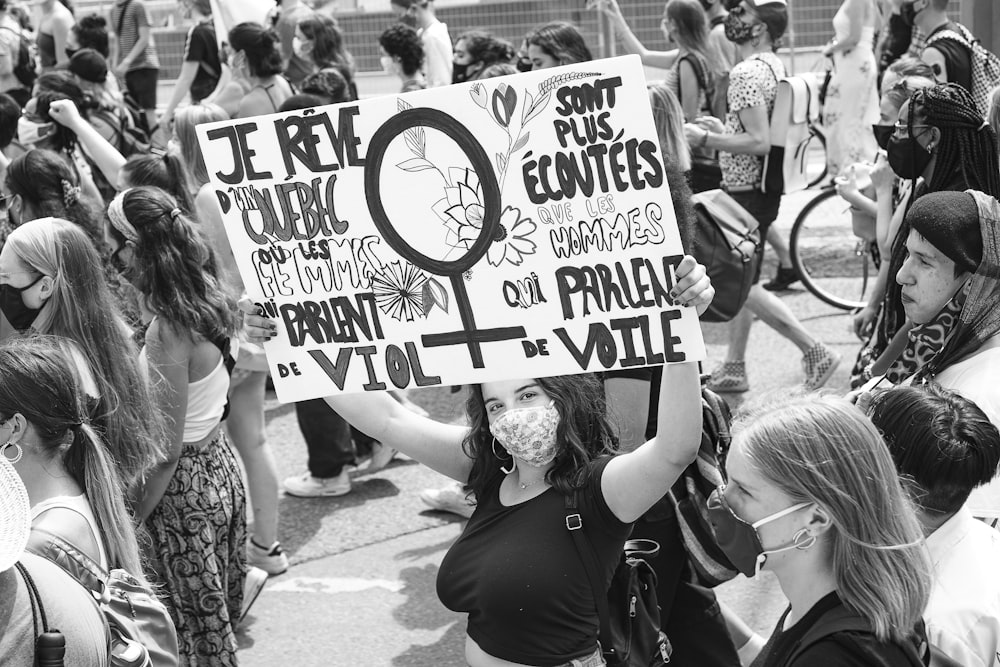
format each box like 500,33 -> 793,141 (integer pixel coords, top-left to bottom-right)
14,561 -> 51,638
564,491 -> 613,651
786,605 -> 873,664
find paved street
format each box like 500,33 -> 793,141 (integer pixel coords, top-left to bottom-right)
232,188 -> 857,666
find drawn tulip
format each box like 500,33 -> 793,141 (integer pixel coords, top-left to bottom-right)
491,83 -> 517,128
469,83 -> 488,108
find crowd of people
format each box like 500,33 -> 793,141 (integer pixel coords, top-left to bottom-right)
0,0 -> 997,666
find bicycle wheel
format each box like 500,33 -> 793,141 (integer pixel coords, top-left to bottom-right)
790,188 -> 876,311
804,125 -> 828,188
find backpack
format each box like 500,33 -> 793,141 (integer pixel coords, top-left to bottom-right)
90,106 -> 151,158
0,26 -> 36,90
27,527 -> 180,667
785,604 -> 959,667
666,387 -> 739,587
924,22 -> 1000,117
565,495 -> 672,667
757,57 -> 822,194
690,189 -> 761,322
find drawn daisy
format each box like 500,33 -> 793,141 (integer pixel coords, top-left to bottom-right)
487,206 -> 537,267
432,167 -> 485,250
370,261 -> 428,322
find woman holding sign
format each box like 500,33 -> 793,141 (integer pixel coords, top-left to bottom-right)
107,186 -> 252,667
241,256 -> 714,667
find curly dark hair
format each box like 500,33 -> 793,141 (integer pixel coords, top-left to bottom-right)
462,374 -> 619,500
6,149 -> 101,242
379,24 -> 424,77
109,186 -> 238,341
229,22 -> 283,78
300,67 -> 351,104
72,13 -> 109,57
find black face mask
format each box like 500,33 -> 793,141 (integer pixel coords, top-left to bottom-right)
724,12 -> 757,45
452,62 -> 470,84
872,124 -> 893,151
516,58 -> 532,73
0,275 -> 44,331
887,134 -> 934,180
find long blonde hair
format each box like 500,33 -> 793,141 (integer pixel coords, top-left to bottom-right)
735,395 -> 931,643
174,102 -> 230,189
648,83 -> 691,172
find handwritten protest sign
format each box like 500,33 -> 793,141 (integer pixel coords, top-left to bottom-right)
197,55 -> 706,402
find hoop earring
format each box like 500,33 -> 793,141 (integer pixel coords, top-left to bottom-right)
792,529 -> 817,551
750,35 -> 760,47
1,442 -> 22,465
492,437 -> 515,474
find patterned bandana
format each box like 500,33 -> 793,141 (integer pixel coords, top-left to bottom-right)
885,280 -> 969,384
490,402 -> 561,467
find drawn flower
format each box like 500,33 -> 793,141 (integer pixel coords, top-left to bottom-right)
470,83 -> 488,108
370,261 -> 428,322
432,167 -> 485,249
491,83 -> 517,128
487,206 -> 537,267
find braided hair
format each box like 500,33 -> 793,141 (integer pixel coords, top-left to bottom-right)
882,84 -> 1000,354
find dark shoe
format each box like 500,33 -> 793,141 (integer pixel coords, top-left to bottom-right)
763,265 -> 801,291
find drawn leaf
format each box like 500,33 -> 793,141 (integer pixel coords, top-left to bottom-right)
521,90 -> 534,124
511,132 -> 530,153
404,127 -> 425,158
423,278 -> 450,314
522,91 -> 551,126
495,152 -> 507,175
396,158 -> 436,172
397,98 -> 413,112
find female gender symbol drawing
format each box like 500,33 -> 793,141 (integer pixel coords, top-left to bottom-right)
364,107 -> 526,368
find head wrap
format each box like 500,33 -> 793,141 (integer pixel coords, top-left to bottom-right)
108,189 -> 139,244
0,456 -> 30,574
905,190 -> 983,275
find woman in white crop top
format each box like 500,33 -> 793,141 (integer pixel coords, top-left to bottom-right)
106,185 -> 246,667
0,335 -> 147,580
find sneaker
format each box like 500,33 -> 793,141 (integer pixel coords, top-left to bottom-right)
802,343 -> 841,391
420,480 -> 476,519
763,265 -> 802,292
706,361 -> 749,393
362,442 -> 398,474
283,469 -> 351,498
248,539 -> 289,576
239,566 -> 269,625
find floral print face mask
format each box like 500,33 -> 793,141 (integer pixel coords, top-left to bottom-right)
489,401 -> 560,467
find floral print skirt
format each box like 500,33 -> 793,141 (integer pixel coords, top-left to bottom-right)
144,431 -> 247,666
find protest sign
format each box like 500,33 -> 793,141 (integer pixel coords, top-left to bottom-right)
197,55 -> 706,402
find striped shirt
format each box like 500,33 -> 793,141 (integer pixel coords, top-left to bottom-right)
111,0 -> 159,71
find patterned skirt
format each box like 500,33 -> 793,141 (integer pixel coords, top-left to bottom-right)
144,431 -> 247,666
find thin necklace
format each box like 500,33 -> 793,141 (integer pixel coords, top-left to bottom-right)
518,476 -> 542,490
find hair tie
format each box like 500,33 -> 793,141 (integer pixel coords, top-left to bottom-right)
61,179 -> 81,208
108,189 -> 139,244
170,207 -> 182,221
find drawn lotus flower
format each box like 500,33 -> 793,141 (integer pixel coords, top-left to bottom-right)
470,83 -> 488,108
432,167 -> 485,250
487,206 -> 537,267
491,83 -> 517,128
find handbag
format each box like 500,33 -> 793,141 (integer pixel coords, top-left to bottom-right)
690,189 -> 761,322
28,527 -> 179,667
666,387 -> 739,588
565,493 -> 672,667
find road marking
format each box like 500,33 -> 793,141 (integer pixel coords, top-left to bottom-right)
267,576 -> 404,594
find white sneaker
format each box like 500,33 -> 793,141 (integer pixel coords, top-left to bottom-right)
239,566 -> 269,625
248,539 -> 289,576
283,469 -> 351,498
420,480 -> 476,519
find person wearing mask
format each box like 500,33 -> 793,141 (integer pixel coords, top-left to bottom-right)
158,0 -> 220,133
451,31 -> 515,83
716,395 -> 931,666
224,22 -> 293,119
868,383 -> 1000,667
36,0 -> 75,72
110,0 -> 159,134
107,186 -> 256,666
391,0 -> 451,87
0,440 -> 109,666
683,0 -> 841,393
271,0 -> 316,89
295,14 -> 357,101
524,21 -> 592,69
379,24 -> 426,94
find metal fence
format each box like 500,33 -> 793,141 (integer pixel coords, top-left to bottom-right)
72,0 -> 964,80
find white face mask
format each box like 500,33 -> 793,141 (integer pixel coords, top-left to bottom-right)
380,55 -> 396,75
490,402 -> 560,467
17,116 -> 55,147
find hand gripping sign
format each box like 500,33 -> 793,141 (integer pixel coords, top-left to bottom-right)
196,55 -> 706,402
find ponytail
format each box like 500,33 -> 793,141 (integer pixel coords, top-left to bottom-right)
64,423 -> 150,582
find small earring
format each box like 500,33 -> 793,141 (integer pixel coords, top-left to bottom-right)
492,437 -> 515,474
1,442 -> 22,465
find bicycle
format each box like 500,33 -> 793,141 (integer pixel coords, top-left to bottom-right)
789,185 -> 879,311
